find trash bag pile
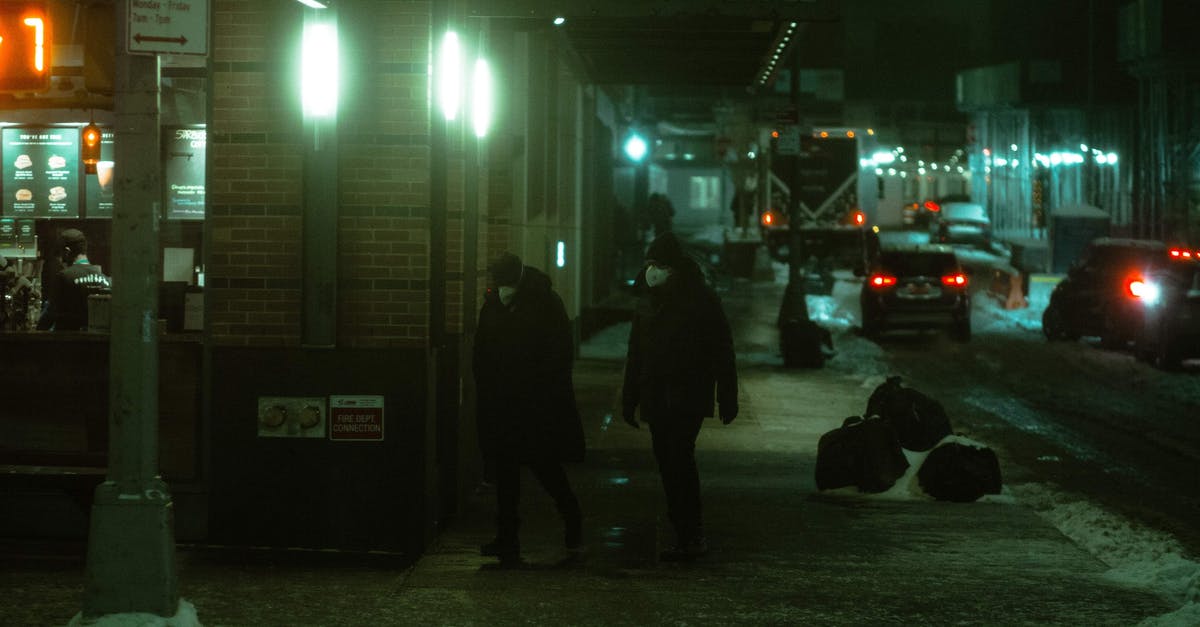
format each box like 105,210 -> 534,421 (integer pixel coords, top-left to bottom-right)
815,375 -> 1002,502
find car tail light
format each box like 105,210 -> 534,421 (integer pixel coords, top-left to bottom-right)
1168,247 -> 1196,260
869,274 -> 897,288
1126,278 -> 1161,304
941,273 -> 968,287
923,200 -> 940,212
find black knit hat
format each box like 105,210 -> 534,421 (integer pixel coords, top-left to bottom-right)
645,231 -> 683,266
488,252 -> 523,287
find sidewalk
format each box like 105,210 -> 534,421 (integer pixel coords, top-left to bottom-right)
2,279 -> 1178,626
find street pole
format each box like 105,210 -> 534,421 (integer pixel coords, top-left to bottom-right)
82,0 -> 179,618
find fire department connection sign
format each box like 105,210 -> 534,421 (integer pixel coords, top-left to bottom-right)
128,0 -> 209,56
329,396 -> 385,441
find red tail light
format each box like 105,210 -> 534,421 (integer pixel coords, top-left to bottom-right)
923,200 -> 940,212
941,273 -> 968,287
852,210 -> 866,226
869,274 -> 897,288
1168,247 -> 1196,260
761,211 -> 776,227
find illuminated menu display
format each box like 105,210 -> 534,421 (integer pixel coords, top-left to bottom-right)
2,127 -> 81,218
85,129 -> 116,218
165,127 -> 206,220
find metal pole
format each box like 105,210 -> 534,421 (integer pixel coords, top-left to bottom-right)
82,0 -> 179,618
301,8 -> 339,347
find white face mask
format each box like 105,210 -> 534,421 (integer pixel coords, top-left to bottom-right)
498,286 -> 517,305
645,265 -> 672,288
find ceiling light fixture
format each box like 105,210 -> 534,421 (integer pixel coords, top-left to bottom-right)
294,0 -> 328,8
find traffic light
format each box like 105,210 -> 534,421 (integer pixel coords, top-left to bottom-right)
82,121 -> 101,173
0,2 -> 52,93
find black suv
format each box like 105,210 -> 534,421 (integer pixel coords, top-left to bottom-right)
1133,250 -> 1200,369
858,245 -> 971,341
1042,238 -> 1194,350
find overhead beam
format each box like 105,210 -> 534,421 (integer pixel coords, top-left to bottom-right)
467,0 -> 835,21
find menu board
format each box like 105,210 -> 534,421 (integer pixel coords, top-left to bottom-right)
164,127 -> 206,220
0,217 -> 13,246
85,130 -> 116,218
2,128 -> 82,218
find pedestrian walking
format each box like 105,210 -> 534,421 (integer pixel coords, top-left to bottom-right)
622,232 -> 738,560
473,252 -> 585,565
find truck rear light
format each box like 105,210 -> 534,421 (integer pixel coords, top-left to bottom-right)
1127,278 -> 1160,304
941,273 -> 968,287
869,274 -> 897,288
1168,248 -> 1196,260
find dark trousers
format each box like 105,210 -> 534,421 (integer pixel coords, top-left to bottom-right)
649,414 -> 706,543
495,458 -> 580,544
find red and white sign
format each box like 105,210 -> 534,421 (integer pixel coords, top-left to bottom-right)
329,395 -> 385,441
128,0 -> 209,56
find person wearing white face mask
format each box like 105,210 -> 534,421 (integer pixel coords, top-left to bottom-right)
473,252 -> 585,565
622,232 -> 739,561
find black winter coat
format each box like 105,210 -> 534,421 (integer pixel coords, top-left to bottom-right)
622,260 -> 738,423
473,266 -> 585,463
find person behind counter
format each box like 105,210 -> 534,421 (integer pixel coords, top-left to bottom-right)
36,229 -> 111,332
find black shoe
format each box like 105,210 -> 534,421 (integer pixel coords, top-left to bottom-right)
564,513 -> 583,552
480,538 -> 519,559
659,538 -> 708,562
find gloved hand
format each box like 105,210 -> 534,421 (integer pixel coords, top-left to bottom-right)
719,402 -> 738,425
623,409 -> 639,429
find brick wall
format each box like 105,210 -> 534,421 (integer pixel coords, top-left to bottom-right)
211,1 -> 434,348
210,2 -> 304,346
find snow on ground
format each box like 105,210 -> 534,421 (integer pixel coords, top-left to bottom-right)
1012,484 -> 1200,627
66,600 -> 201,627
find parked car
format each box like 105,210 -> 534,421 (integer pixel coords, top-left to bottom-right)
933,202 -> 992,249
1042,238 -> 1194,350
858,244 -> 971,341
1133,248 -> 1200,369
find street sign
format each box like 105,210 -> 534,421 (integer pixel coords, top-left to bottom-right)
127,0 -> 208,56
329,395 -> 386,442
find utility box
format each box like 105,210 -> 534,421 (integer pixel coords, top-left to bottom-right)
1050,204 -> 1110,273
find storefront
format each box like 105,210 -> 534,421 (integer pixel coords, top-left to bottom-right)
0,2 -> 210,539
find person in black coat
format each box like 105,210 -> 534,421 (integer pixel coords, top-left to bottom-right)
622,232 -> 738,561
473,252 -> 584,563
37,229 -> 111,332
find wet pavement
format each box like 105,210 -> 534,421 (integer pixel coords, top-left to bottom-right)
1,278 -> 1180,626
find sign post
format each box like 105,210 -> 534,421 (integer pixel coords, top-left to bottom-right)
127,0 -> 208,56
80,0 -> 186,622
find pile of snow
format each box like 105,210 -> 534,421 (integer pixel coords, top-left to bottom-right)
67,599 -> 202,627
1012,483 -> 1200,625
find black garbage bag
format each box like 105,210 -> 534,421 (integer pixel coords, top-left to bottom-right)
781,319 -> 834,368
865,376 -> 952,451
815,416 -> 909,493
917,440 -> 1002,502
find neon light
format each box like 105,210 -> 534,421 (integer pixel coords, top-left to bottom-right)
471,57 -> 492,138
438,31 -> 462,121
301,21 -> 339,118
23,17 -> 44,72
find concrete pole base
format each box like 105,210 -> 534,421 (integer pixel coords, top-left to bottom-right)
81,480 -> 180,619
